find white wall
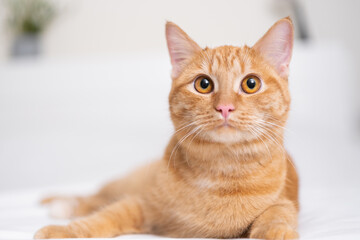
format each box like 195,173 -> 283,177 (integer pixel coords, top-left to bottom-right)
0,0 -> 285,59
1,0 -> 359,60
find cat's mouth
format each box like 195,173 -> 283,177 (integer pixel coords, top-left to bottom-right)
216,119 -> 237,129
212,120 -> 238,132
219,122 -> 234,128
204,121 -> 252,143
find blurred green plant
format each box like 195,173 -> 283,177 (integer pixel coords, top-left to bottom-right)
6,0 -> 56,35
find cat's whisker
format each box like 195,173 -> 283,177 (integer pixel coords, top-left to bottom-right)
252,123 -> 284,153
167,125 -> 203,173
173,120 -> 201,136
256,121 -> 296,172
169,119 -> 214,171
167,121 -> 196,174
247,126 -> 272,159
262,115 -> 294,133
253,122 -> 284,144
257,124 -> 297,171
250,126 -> 273,160
252,121 -> 285,142
255,118 -> 292,134
262,113 -> 284,123
248,115 -> 288,131
251,123 -> 295,170
185,124 -> 207,164
175,126 -> 203,163
258,125 -> 297,171
255,119 -> 286,131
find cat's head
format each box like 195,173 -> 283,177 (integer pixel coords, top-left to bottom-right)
166,18 -> 293,144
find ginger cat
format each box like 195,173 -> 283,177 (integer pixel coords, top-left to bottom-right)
35,17 -> 299,239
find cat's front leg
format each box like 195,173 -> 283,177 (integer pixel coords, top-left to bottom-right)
34,196 -> 144,239
249,199 -> 299,240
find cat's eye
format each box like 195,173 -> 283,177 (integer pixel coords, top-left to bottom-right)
194,76 -> 214,94
241,75 -> 261,94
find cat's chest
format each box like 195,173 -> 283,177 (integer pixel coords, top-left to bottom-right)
150,158 -> 284,236
179,177 -> 276,215
157,177 -> 278,237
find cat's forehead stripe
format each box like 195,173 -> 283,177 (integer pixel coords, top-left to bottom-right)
200,50 -> 213,74
207,47 -> 250,79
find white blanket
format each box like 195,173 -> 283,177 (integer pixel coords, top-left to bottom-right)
0,185 -> 359,240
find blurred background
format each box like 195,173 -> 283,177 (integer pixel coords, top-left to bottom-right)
0,0 -> 359,192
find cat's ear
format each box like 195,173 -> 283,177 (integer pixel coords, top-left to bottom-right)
253,17 -> 294,78
166,22 -> 202,78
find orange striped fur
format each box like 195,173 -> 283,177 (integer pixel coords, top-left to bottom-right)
35,17 -> 299,239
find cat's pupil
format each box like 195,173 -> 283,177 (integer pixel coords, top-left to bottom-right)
247,78 -> 256,89
200,78 -> 210,89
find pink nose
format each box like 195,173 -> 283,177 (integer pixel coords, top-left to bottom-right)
216,104 -> 235,119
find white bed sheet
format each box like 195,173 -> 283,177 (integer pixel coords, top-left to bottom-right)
0,184 -> 359,240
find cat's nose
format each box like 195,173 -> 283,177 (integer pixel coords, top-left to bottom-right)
216,104 -> 235,119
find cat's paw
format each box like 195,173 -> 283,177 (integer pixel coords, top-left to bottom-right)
249,223 -> 298,240
34,225 -> 76,239
41,196 -> 79,219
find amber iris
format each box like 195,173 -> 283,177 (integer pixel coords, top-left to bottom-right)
241,75 -> 261,94
194,76 -> 214,94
